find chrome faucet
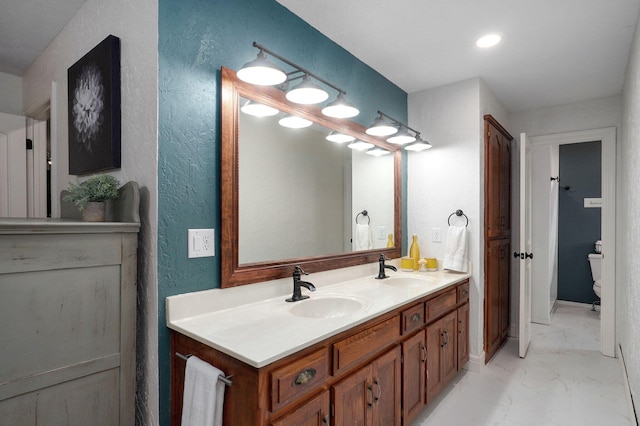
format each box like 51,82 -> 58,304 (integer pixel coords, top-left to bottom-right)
375,254 -> 397,279
286,265 -> 316,302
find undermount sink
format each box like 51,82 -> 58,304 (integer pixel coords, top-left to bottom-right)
288,294 -> 369,319
377,276 -> 438,286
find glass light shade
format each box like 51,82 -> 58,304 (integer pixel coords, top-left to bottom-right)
240,100 -> 279,117
387,127 -> 416,144
366,116 -> 398,136
326,131 -> 355,143
404,138 -> 432,152
476,34 -> 501,48
237,51 -> 287,85
278,115 -> 312,129
286,75 -> 329,104
366,147 -> 390,157
321,93 -> 360,118
347,140 -> 374,151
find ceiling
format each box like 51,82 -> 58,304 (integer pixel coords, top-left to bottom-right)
276,0 -> 640,112
1,1 -> 638,112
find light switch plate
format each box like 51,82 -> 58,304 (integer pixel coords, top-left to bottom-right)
188,229 -> 215,258
377,226 -> 387,240
432,227 -> 442,243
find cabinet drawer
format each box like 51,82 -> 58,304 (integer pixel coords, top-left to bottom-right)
270,348 -> 329,412
457,281 -> 469,302
426,289 -> 456,321
401,303 -> 425,335
333,316 -> 400,375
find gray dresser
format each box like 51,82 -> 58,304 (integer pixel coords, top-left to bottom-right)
0,219 -> 139,425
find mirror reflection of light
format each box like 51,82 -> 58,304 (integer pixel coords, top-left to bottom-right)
347,140 -> 374,151
366,147 -> 390,156
278,115 -> 313,129
240,100 -> 279,117
326,131 -> 356,143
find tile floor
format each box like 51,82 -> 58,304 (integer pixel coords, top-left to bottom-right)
412,303 -> 634,425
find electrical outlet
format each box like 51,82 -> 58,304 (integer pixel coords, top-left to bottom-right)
188,229 -> 215,258
377,226 -> 387,240
432,227 -> 442,243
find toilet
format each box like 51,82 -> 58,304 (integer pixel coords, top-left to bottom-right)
588,250 -> 602,302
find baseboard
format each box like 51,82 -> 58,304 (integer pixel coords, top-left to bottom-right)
618,344 -> 639,425
465,351 -> 486,373
554,300 -> 593,309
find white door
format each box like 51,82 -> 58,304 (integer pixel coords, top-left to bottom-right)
519,132 -> 533,358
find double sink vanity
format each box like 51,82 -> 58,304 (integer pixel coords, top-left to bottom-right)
167,264 -> 470,425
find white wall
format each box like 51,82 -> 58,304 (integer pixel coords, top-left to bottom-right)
21,0 -> 159,423
620,9 -> 640,414
0,72 -> 23,115
408,77 -> 485,365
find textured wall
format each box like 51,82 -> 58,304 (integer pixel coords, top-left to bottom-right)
158,0 -> 407,423
620,9 -> 640,417
0,72 -> 23,115
557,142 -> 602,303
21,0 -> 159,423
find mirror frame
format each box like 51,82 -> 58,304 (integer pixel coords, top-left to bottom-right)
220,66 -> 402,287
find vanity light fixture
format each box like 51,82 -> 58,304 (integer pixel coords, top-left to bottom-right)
404,135 -> 433,152
476,33 -> 501,48
240,100 -> 280,117
347,140 -> 374,151
365,146 -> 391,156
278,114 -> 313,129
366,113 -> 398,137
237,42 -> 360,118
387,125 -> 416,145
326,130 -> 356,143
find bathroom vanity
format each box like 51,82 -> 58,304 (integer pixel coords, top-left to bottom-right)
167,269 -> 470,425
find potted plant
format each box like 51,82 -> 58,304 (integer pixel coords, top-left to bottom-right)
64,175 -> 120,221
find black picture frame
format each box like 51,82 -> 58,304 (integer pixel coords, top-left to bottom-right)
67,35 -> 121,175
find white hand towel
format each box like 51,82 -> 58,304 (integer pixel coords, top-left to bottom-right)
443,225 -> 468,273
181,356 -> 226,426
355,224 -> 373,250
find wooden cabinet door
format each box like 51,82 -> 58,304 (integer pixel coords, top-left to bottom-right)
499,240 -> 511,341
485,238 -> 510,362
499,133 -> 512,236
441,311 -> 458,385
333,363 -> 372,426
457,302 -> 470,369
402,331 -> 426,424
486,122 -> 503,239
271,391 -> 330,426
371,346 -> 401,426
426,320 -> 443,403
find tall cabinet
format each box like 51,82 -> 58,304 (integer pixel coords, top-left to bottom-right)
483,115 -> 513,363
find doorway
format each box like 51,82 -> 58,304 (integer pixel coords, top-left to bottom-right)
528,127 -> 616,357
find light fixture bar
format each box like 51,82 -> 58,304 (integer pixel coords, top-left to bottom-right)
252,42 -> 348,98
376,110 -> 421,136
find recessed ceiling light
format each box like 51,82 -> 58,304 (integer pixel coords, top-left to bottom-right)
476,34 -> 501,48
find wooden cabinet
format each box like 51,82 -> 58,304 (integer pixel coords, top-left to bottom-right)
333,346 -> 401,426
401,330 -> 426,424
426,311 -> 457,403
0,220 -> 139,425
484,114 -> 513,364
271,391 -> 330,426
457,302 -> 470,368
171,280 -> 470,426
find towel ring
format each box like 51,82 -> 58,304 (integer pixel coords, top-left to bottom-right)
447,209 -> 469,227
356,210 -> 370,225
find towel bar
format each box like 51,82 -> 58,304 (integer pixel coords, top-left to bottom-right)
175,352 -> 233,386
447,209 -> 469,227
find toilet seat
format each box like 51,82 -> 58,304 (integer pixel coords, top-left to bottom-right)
593,279 -> 602,298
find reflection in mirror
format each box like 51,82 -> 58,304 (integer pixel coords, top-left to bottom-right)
239,100 -> 395,263
221,67 -> 402,287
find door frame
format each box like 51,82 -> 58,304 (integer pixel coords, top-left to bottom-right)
529,127 -> 616,357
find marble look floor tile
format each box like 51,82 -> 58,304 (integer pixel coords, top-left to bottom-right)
412,304 -> 633,426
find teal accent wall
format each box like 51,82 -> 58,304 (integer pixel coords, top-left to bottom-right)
558,141 -> 601,304
158,0 -> 407,423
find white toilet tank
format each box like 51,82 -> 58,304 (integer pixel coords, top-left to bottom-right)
588,253 -> 602,282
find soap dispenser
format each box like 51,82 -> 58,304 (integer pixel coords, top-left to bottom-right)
386,234 -> 394,248
409,234 -> 420,270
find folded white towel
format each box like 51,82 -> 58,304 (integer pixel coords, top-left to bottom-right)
181,356 -> 226,426
354,224 -> 373,250
443,225 -> 468,273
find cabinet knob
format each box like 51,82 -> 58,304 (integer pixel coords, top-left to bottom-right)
292,368 -> 316,386
411,313 -> 422,323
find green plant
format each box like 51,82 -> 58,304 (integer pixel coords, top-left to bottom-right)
64,175 -> 120,210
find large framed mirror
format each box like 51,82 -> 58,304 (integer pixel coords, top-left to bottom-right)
220,67 -> 402,287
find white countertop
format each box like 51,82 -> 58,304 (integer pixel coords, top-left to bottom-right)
166,263 -> 470,368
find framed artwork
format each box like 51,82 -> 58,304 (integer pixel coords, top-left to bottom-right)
67,35 -> 121,175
